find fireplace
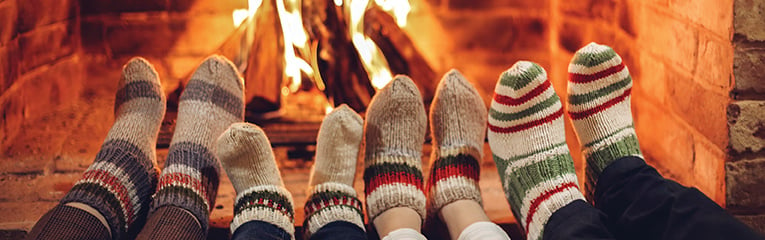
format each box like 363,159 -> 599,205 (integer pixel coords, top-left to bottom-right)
1,0 -> 765,238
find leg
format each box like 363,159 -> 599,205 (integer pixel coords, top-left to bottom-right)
487,61 -> 612,240
217,123 -> 295,240
363,76 -> 427,239
427,70 -> 509,240
137,55 -> 245,239
567,43 -> 763,240
304,105 -> 366,240
27,58 -> 165,240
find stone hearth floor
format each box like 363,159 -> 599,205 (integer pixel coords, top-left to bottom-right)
0,60 -> 519,239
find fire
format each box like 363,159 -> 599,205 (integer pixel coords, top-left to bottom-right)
374,0 -> 410,27
347,0 -> 403,89
232,0 -> 264,27
276,0 -> 314,93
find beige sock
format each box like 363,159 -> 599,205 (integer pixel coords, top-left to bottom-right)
304,104 -> 365,237
217,123 -> 295,238
363,75 -> 428,222
427,69 -> 487,213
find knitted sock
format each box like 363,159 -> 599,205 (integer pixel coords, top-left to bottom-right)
304,105 -> 365,237
151,55 -> 245,232
566,42 -> 642,198
56,57 -> 165,239
363,75 -> 428,222
217,123 -> 295,238
27,205 -> 111,240
487,61 -> 585,240
426,70 -> 486,213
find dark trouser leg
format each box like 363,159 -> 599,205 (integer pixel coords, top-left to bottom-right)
135,206 -> 206,240
595,156 -> 764,240
309,221 -> 367,240
543,200 -> 616,240
27,205 -> 111,240
231,220 -> 293,240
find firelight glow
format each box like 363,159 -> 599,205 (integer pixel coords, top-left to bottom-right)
374,0 -> 410,27
348,0 -> 394,89
232,0 -> 264,27
276,0 -> 314,92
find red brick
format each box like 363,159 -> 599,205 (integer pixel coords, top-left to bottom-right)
726,158 -> 765,210
17,0 -> 77,32
0,0 -> 17,45
18,56 -> 83,118
439,15 -> 548,53
81,0 -> 168,15
734,0 -> 765,41
696,34 -> 733,90
667,68 -> 729,149
692,138 -> 725,205
670,0 -> 733,38
618,0 -> 639,37
18,21 -> 78,73
634,54 -> 667,105
103,15 -> 186,58
733,39 -> 765,95
0,173 -> 80,202
638,7 -> 699,71
633,100 -> 695,184
448,0 -> 548,11
560,0 -> 618,20
0,39 -> 19,93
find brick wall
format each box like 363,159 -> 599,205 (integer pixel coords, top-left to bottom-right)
729,0 -> 765,233
0,0 -> 84,155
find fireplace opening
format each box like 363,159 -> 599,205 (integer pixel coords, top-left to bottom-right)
2,0 -> 764,238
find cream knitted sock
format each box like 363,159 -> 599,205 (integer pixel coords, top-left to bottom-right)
217,123 -> 295,238
304,105 -> 365,237
426,69 -> 487,213
152,55 -> 245,232
363,75 -> 428,222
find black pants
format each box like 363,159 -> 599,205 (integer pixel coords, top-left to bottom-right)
232,220 -> 367,240
544,156 -> 763,240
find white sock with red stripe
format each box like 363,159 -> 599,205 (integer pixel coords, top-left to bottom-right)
567,42 -> 642,198
487,61 -> 585,240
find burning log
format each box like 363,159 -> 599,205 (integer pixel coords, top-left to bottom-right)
243,0 -> 287,118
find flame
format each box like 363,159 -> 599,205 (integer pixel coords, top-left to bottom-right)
374,0 -> 410,27
325,104 -> 334,115
232,0 -> 264,27
347,0 -> 396,89
276,0 -> 314,93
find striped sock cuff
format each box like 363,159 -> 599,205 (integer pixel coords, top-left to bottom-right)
304,183 -> 365,237
518,174 -> 584,240
427,147 -> 482,211
231,185 -> 295,237
364,156 -> 426,221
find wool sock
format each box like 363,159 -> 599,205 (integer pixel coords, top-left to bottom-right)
566,42 -> 642,197
363,75 -> 428,222
217,123 -> 295,238
426,69 -> 486,213
487,61 -> 585,240
52,57 -> 165,239
151,55 -> 245,232
304,105 -> 365,237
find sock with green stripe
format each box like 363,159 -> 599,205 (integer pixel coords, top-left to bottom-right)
51,57 -> 166,239
426,69 -> 486,213
304,104 -> 365,238
487,61 -> 585,240
566,42 -> 642,198
363,75 -> 428,222
217,123 -> 295,237
150,55 -> 245,233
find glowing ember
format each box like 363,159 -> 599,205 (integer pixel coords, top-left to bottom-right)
348,0 -> 395,89
276,0 -> 314,93
325,104 -> 334,115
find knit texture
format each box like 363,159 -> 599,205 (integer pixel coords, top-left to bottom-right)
27,205 -> 112,240
567,42 -> 643,198
135,206 -> 206,240
217,123 -> 295,238
304,105 -> 365,237
152,55 -> 245,232
363,75 -> 427,222
487,61 -> 585,240
426,69 -> 486,213
59,57 -> 165,239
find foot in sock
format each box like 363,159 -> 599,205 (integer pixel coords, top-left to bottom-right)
566,42 -> 642,197
217,123 -> 295,238
152,55 -> 245,232
55,57 -> 166,239
304,105 -> 365,238
363,75 -> 428,223
427,69 -> 485,213
487,61 -> 585,240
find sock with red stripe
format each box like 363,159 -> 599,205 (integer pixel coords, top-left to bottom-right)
304,105 -> 365,238
487,61 -> 585,240
151,55 -> 245,233
567,42 -> 642,198
217,123 -> 295,238
426,70 -> 485,213
363,76 -> 428,222
55,57 -> 166,239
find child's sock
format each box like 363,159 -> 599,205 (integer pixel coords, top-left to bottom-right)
487,61 -> 585,240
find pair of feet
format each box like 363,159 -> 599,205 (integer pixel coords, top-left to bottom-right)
218,69 -> 495,239
488,42 -> 643,239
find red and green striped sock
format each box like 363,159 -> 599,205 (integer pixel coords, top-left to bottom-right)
487,61 -> 585,240
567,42 -> 643,198
426,70 -> 485,213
